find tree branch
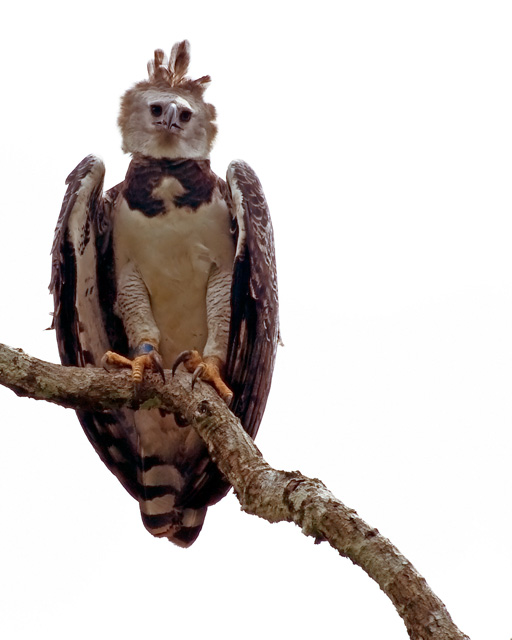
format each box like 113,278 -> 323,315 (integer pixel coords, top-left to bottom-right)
0,342 -> 469,640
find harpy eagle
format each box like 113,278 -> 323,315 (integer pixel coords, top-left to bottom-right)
50,41 -> 279,547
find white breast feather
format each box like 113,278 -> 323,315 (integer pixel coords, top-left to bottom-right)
113,188 -> 234,367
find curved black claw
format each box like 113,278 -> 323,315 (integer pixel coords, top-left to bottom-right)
191,363 -> 206,390
101,352 -> 112,372
172,350 -> 194,377
152,351 -> 166,384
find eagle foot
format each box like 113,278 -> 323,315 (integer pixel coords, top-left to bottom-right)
172,349 -> 233,405
102,344 -> 165,387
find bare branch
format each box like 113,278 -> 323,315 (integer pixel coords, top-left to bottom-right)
0,342 -> 469,640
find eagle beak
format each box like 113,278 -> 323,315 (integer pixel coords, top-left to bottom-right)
164,103 -> 181,130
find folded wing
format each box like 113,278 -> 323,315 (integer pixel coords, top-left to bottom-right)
50,155 -> 139,498
226,160 -> 280,439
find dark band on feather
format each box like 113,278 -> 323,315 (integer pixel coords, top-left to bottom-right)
141,511 -> 181,529
172,524 -> 203,546
138,454 -> 167,471
141,484 -> 179,500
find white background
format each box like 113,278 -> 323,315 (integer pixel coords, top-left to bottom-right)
0,2 -> 511,639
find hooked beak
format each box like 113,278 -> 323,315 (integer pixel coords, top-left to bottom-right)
163,103 -> 181,131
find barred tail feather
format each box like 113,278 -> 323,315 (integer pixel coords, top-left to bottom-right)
139,503 -> 207,547
136,410 -> 210,547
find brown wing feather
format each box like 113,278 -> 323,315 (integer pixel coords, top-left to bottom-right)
226,160 -> 279,439
50,155 -> 139,498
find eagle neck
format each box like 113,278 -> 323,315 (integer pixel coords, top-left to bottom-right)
123,155 -> 218,215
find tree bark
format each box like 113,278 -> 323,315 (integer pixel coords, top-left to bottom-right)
0,342 -> 469,640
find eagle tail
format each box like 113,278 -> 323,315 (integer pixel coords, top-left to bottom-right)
134,411 -> 211,547
138,462 -> 207,547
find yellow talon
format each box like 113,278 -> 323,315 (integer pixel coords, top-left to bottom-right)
102,346 -> 165,385
172,350 -> 233,404
132,358 -> 144,384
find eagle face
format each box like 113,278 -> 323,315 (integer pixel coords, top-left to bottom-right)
118,83 -> 217,159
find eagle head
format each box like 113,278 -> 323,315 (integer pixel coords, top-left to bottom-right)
118,41 -> 217,160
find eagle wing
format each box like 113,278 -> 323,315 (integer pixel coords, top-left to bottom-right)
50,155 -> 139,498
226,160 -> 280,438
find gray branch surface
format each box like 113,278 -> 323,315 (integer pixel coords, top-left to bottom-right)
0,342 -> 469,640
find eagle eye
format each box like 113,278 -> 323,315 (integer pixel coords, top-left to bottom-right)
150,104 -> 163,117
180,110 -> 192,123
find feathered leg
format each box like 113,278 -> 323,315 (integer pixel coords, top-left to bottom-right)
172,264 -> 233,403
103,262 -> 164,386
